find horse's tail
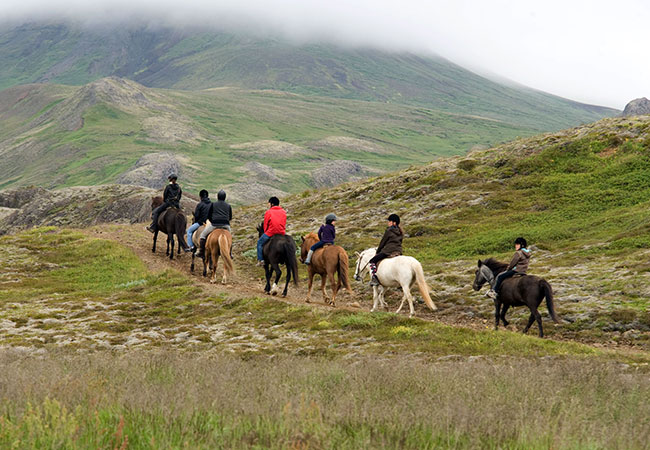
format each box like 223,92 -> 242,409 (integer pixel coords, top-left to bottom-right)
175,212 -> 189,249
285,240 -> 299,286
338,250 -> 353,291
541,279 -> 559,323
218,232 -> 234,276
413,261 -> 437,311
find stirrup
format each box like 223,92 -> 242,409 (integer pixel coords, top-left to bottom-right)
369,275 -> 380,286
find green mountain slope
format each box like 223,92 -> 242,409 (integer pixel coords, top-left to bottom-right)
0,77 -> 543,198
236,114 -> 650,345
0,22 -> 617,131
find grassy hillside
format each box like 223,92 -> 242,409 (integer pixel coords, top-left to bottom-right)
0,228 -> 648,448
0,22 -> 617,131
234,114 -> 650,346
0,77 -> 538,197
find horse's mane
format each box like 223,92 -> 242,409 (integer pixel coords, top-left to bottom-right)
483,258 -> 508,274
305,232 -> 319,241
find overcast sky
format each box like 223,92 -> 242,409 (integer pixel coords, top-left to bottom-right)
1,0 -> 648,108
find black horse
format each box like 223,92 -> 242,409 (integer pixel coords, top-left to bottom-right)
257,223 -> 299,297
473,258 -> 559,337
150,196 -> 189,260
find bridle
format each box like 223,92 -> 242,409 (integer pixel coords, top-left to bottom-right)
355,252 -> 372,281
478,264 -> 496,288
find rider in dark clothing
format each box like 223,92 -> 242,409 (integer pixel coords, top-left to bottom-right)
147,174 -> 182,233
488,237 -> 531,298
369,213 -> 404,286
186,190 -> 211,251
196,190 -> 233,259
304,213 -> 337,265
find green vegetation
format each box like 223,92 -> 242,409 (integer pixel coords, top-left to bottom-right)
0,228 -> 648,448
235,115 -> 650,347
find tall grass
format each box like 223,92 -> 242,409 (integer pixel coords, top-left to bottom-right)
0,351 -> 647,449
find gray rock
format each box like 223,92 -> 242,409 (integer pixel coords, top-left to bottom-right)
622,97 -> 650,116
116,152 -> 182,189
312,160 -> 363,188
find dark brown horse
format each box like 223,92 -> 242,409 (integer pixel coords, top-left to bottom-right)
257,223 -> 298,297
150,196 -> 189,260
300,233 -> 352,306
473,258 -> 559,338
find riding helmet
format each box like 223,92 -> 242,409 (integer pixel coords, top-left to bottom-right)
167,173 -> 178,181
218,190 -> 227,201
199,189 -> 209,199
325,213 -> 337,223
514,237 -> 527,248
387,213 -> 400,225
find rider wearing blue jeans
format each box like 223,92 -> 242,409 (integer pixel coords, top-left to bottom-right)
256,197 -> 287,266
187,190 -> 211,250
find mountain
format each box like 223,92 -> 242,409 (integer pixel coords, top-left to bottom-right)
0,22 -> 617,131
0,77 -> 554,198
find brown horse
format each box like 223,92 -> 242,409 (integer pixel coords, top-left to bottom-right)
205,228 -> 234,284
150,196 -> 189,260
190,224 -> 208,275
300,233 -> 353,306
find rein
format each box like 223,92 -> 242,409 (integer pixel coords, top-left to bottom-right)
480,265 -> 497,288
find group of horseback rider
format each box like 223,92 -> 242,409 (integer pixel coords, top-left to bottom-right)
146,174 -> 531,294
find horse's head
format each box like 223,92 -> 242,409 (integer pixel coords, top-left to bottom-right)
473,260 -> 494,291
151,196 -> 163,210
354,248 -> 376,282
256,222 -> 264,238
299,233 -> 319,262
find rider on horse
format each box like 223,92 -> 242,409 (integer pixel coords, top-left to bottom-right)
304,213 -> 337,265
487,237 -> 531,298
369,213 -> 403,286
196,190 -> 233,259
146,173 -> 182,233
186,190 -> 211,252
256,196 -> 287,267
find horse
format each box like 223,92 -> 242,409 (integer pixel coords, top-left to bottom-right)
150,196 -> 189,260
354,248 -> 437,317
472,258 -> 559,338
256,224 -> 299,297
300,233 -> 353,306
189,224 -> 207,275
205,228 -> 234,284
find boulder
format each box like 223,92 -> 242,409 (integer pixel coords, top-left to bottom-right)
622,97 -> 650,116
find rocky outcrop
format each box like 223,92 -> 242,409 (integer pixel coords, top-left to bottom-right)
242,162 -> 282,183
312,160 -> 363,188
0,184 -> 195,235
622,98 -> 650,116
116,152 -> 183,189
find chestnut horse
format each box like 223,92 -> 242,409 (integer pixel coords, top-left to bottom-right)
150,196 -> 189,260
300,233 -> 352,306
205,228 -> 234,284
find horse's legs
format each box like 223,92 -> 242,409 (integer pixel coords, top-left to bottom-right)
191,252 -> 195,272
281,264 -> 290,297
523,311 -> 536,334
371,285 -> 379,312
264,264 -> 272,294
500,304 -> 510,327
533,308 -> 544,338
494,299 -> 502,330
270,264 -> 282,295
327,271 -> 337,306
152,231 -> 158,253
378,286 -> 388,309
306,272 -> 314,303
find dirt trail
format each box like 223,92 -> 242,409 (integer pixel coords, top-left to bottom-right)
83,224 -> 644,350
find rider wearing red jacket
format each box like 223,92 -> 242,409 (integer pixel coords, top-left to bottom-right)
256,197 -> 287,266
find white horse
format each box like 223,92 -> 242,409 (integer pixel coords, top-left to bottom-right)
353,248 -> 437,317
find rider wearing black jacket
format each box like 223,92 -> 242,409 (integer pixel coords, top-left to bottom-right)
147,174 -> 182,233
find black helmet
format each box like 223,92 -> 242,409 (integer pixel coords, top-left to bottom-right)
218,190 -> 226,201
387,213 -> 400,225
168,173 -> 178,181
199,189 -> 209,199
514,237 -> 527,248
325,213 -> 337,223
268,196 -> 280,206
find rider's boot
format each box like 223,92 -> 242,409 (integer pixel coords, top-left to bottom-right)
304,249 -> 314,265
145,223 -> 156,233
369,275 -> 380,286
195,238 -> 207,258
486,288 -> 497,299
